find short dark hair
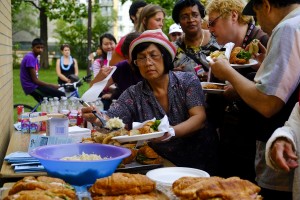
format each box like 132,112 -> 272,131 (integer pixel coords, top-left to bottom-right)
31,38 -> 44,47
172,0 -> 206,24
121,32 -> 142,57
99,33 -> 117,47
130,42 -> 174,74
60,43 -> 70,51
129,1 -> 147,23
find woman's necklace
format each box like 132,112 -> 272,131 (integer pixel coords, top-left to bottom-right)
184,29 -> 205,50
199,29 -> 205,47
60,56 -> 73,71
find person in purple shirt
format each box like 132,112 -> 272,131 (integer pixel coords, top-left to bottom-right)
20,38 -> 65,102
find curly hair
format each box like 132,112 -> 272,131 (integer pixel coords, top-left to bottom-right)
206,0 -> 252,25
136,4 -> 166,32
172,0 -> 206,24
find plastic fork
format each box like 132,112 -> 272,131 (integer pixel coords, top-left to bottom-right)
106,51 -> 112,67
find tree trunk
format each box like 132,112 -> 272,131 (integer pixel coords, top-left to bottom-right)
39,1 -> 49,69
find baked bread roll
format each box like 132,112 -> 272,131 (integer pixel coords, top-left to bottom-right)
136,145 -> 163,165
4,190 -> 73,200
92,191 -> 169,200
173,176 -> 262,200
229,47 -> 251,64
89,173 -> 156,197
6,176 -> 76,200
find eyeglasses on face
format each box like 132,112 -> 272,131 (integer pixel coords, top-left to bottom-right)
208,13 -> 224,28
134,53 -> 163,66
179,12 -> 200,22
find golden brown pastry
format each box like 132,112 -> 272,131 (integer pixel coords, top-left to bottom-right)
7,176 -> 76,199
92,191 -> 169,200
122,148 -> 138,164
229,47 -> 250,64
89,173 -> 156,197
4,190 -> 73,200
202,84 -> 224,90
136,145 -> 163,165
138,121 -> 155,134
173,176 -> 262,200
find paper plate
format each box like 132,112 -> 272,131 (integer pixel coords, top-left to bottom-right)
112,131 -> 165,143
231,59 -> 258,69
146,167 -> 210,186
206,56 -> 258,69
201,82 -> 226,94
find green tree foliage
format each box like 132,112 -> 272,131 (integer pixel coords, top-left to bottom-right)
12,2 -> 38,36
12,0 -> 90,69
53,9 -> 115,69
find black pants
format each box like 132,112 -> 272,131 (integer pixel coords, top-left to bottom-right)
30,86 -> 65,103
260,187 -> 292,200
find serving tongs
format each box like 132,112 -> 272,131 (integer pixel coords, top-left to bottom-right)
79,100 -> 107,128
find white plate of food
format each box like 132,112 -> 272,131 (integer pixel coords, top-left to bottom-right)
112,131 -> 165,143
206,56 -> 258,69
146,167 -> 210,186
231,59 -> 258,69
201,82 -> 226,94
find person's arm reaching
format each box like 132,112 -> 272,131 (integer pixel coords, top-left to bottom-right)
210,58 -> 284,118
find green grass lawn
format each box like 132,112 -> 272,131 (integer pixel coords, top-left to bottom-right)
13,68 -> 90,115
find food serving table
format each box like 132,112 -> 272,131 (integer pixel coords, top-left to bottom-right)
0,131 -> 175,179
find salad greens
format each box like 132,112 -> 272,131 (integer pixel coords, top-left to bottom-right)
236,50 -> 252,60
150,120 -> 161,131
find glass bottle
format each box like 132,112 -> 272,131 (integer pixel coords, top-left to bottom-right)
41,97 -> 48,113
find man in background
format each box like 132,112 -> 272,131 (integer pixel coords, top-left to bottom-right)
20,38 -> 65,102
168,23 -> 183,42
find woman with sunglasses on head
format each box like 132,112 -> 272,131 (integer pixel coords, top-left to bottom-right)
205,0 -> 269,183
206,0 -> 269,71
56,44 -> 79,85
172,0 -> 221,81
82,29 -> 219,175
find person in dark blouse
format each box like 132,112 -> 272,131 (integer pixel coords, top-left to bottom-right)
82,29 -> 219,175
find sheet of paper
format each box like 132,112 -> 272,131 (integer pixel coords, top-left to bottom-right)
81,66 -> 117,102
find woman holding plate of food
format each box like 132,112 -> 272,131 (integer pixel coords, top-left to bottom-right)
205,0 -> 269,183
82,29 -> 219,175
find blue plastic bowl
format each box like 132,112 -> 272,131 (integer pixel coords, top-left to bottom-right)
29,143 -> 131,186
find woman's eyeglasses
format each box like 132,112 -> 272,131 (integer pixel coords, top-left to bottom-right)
134,54 -> 163,66
208,13 -> 224,28
179,12 -> 200,22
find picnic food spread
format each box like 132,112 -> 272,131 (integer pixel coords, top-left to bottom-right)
3,174 -> 264,200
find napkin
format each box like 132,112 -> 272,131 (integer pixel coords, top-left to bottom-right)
224,42 -> 235,59
132,115 -> 175,141
81,66 -> 117,102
